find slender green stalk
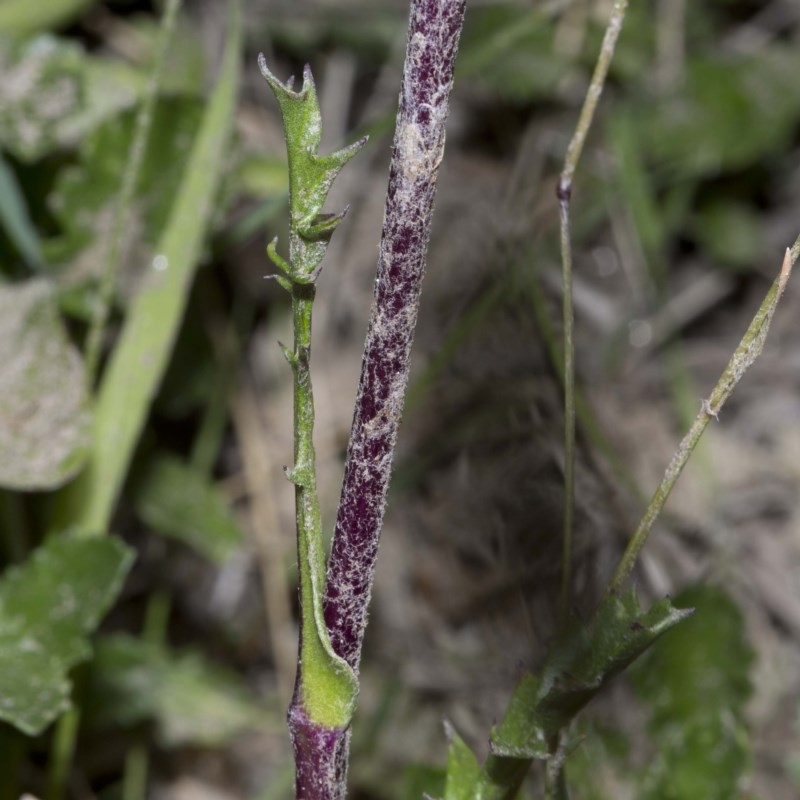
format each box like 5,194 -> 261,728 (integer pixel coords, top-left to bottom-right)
122,748 -> 148,800
279,273 -> 357,729
44,705 -> 80,800
609,239 -> 798,593
555,0 -> 629,625
259,54 -> 367,797
84,0 -> 183,384
558,0 -> 629,196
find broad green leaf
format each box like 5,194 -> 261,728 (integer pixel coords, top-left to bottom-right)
0,536 -> 133,735
631,585 -> 754,800
133,454 -> 243,564
0,151 -> 44,270
51,0 -> 241,535
490,589 -> 693,759
0,279 -> 91,490
47,97 -> 204,272
0,0 -> 97,38
0,36 -> 85,161
640,715 -> 750,800
88,635 -> 262,747
0,36 -> 147,163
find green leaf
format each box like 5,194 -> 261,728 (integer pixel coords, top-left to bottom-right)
0,536 -> 133,736
640,716 -> 750,800
0,0 -> 97,38
133,454 -> 243,564
0,36 -> 147,163
631,585 -> 754,800
51,0 -> 241,535
88,634 -> 263,747
0,151 -> 44,270
443,726 -> 481,800
0,279 -> 91,490
490,589 -> 693,759
259,56 -> 367,282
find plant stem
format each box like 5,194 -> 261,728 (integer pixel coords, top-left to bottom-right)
259,54 -> 366,798
609,240 -> 798,593
323,0 -> 467,674
556,0 -> 629,626
44,705 -> 80,800
558,192 -> 576,626
84,0 -> 183,384
122,747 -> 148,800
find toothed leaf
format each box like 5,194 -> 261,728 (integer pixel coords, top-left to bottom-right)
0,536 -> 133,736
259,56 -> 366,281
490,590 -> 693,759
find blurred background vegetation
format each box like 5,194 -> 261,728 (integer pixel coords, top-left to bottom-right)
1,0 -> 800,798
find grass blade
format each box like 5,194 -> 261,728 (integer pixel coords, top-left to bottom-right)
51,0 -> 241,535
0,0 -> 97,37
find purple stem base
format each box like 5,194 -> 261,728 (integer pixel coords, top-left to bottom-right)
289,703 -> 351,800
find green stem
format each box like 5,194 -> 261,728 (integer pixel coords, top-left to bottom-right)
84,0 -> 183,384
259,55 -> 363,742
45,705 -> 80,800
122,748 -> 148,800
609,240 -> 798,593
287,283 -> 341,720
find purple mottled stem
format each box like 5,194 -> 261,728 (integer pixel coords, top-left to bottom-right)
323,0 -> 467,672
289,703 -> 350,800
